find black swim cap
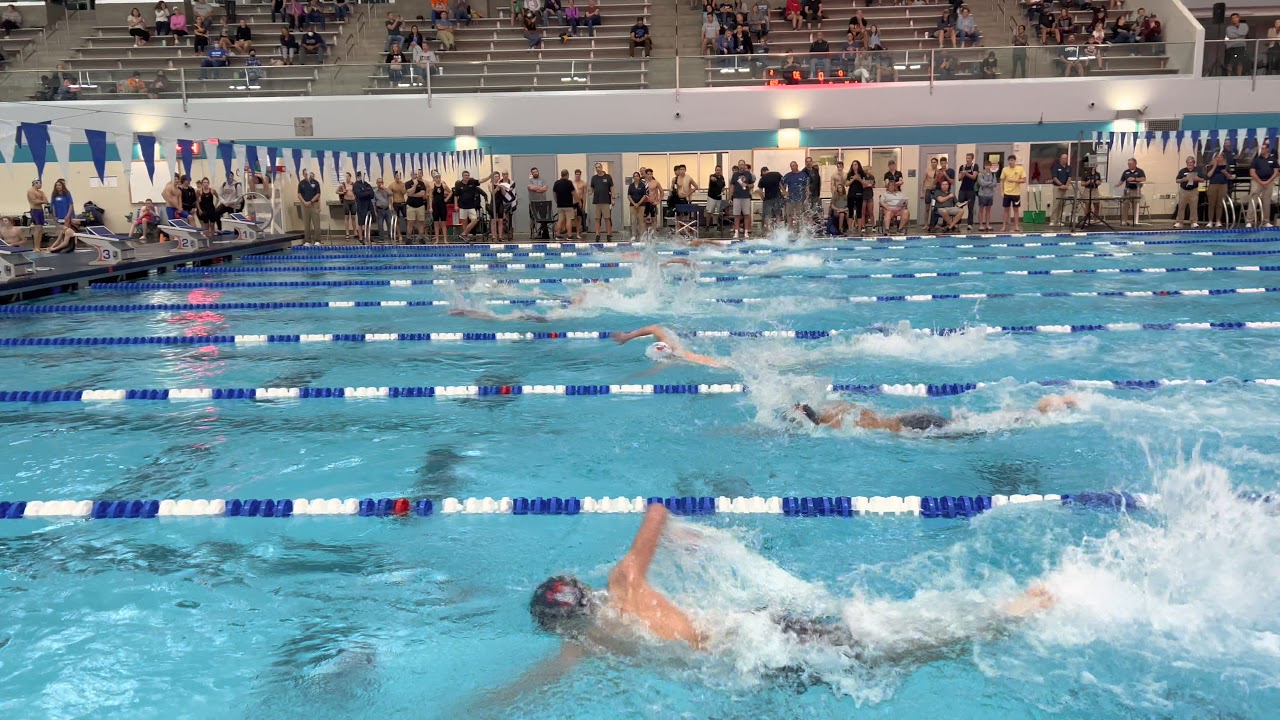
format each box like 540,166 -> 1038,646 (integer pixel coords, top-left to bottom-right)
798,404 -> 820,425
530,576 -> 596,633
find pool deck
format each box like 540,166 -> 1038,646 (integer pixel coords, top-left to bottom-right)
0,233 -> 300,304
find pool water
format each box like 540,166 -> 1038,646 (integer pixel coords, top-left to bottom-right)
3,229 -> 1280,719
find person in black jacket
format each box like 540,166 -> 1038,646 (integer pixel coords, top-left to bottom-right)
352,172 -> 375,244
453,170 -> 487,239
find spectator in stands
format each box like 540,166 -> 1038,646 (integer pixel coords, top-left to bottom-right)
1205,152 -> 1231,227
999,155 -> 1026,232
784,0 -> 801,31
729,159 -> 754,239
865,23 -> 880,48
542,0 -> 563,29
1037,7 -> 1055,44
956,8 -> 980,47
199,41 -> 229,78
979,50 -> 998,77
1,5 -> 21,38
563,0 -> 580,35
1053,8 -> 1073,44
1112,12 -> 1135,42
385,11 -> 403,51
300,26 -> 327,62
169,11 -> 187,36
1115,157 -> 1145,225
147,70 -> 170,97
839,31 -> 859,70
630,17 -> 652,57
847,9 -> 866,38
976,161 -> 997,231
801,0 -> 823,30
1171,156 -> 1202,229
1087,21 -> 1105,45
304,0 -> 326,30
582,0 -> 600,37
279,26 -> 299,62
1139,12 -> 1161,44
748,0 -> 769,41
522,11 -> 542,49
874,46 -> 895,81
386,42 -> 405,82
124,71 -> 148,93
431,0 -> 448,22
1226,13 -> 1250,74
335,0 -> 350,21
1266,19 -> 1280,74
934,9 -> 956,48
1089,5 -> 1107,31
701,12 -> 718,53
452,0 -> 471,25
404,24 -> 426,48
272,0 -> 284,22
284,0 -> 304,30
1249,144 -> 1276,227
154,1 -> 171,36
128,8 -> 152,46
193,0 -> 215,23
1056,36 -> 1085,76
935,51 -> 957,80
193,17 -> 210,53
436,14 -> 456,50
809,31 -> 830,78
413,38 -> 439,71
714,0 -> 735,29
233,19 -> 253,52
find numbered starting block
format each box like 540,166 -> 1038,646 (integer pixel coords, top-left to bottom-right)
0,245 -> 35,281
222,213 -> 265,242
163,218 -> 211,252
74,226 -> 137,266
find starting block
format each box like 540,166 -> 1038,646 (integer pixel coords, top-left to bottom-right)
74,226 -> 137,266
0,245 -> 35,281
163,218 -> 211,252
222,213 -> 265,242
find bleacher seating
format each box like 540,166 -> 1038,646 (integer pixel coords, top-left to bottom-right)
1,26 -> 44,65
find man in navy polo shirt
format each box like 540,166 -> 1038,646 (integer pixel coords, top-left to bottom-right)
1115,158 -> 1146,225
1048,152 -> 1072,226
1249,143 -> 1277,227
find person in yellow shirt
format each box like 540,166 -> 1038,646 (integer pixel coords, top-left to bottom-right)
999,155 -> 1027,233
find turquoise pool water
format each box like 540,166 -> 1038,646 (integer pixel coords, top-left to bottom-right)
2,230 -> 1280,719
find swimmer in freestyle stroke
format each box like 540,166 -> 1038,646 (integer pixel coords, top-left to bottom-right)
787,395 -> 1078,433
611,325 -> 728,368
483,504 -> 1054,706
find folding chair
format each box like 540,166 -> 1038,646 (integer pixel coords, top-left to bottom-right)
672,204 -> 702,243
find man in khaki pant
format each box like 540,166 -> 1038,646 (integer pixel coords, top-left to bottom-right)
1172,156 -> 1202,229
1048,152 -> 1072,226
1249,144 -> 1277,227
297,170 -> 323,242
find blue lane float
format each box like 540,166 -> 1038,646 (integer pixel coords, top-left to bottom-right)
175,262 -> 621,274
2,492 -> 1149,519
0,377 -> 1276,404
3,319 -> 1280,349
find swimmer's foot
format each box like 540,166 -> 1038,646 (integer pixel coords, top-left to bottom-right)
1003,584 -> 1056,618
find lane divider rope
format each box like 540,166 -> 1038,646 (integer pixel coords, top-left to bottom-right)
0,492 -> 1148,519
4,320 -> 1280,348
177,262 -> 623,274
0,377 -> 1276,403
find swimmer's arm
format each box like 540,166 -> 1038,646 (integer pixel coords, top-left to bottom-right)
614,502 -> 670,580
679,350 -> 728,369
610,324 -> 677,348
472,643 -> 585,713
874,585 -> 1054,667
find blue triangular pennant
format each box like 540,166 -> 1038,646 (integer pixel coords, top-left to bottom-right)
178,139 -> 195,179
315,150 -> 326,181
137,134 -> 158,182
84,129 -> 109,182
377,152 -> 385,179
268,146 -> 279,176
218,142 -> 235,183
20,122 -> 52,180
362,152 -> 372,180
245,144 -> 260,173
292,148 -> 303,178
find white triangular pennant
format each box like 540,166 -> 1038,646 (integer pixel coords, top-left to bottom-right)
48,124 -> 74,182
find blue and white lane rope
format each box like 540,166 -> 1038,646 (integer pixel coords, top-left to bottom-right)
178,263 -> 623,274
1,377 -> 1278,403
0,492 -> 1147,520
5,320 -> 1280,348
102,265 -> 1280,292
7,286 -> 1280,316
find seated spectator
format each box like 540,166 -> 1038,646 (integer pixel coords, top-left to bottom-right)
630,16 -> 652,57
935,51 -> 957,79
852,47 -> 875,82
233,19 -> 253,52
808,31 -> 830,78
1089,21 -> 1106,44
748,0 -> 769,40
279,26 -> 299,62
934,9 -> 956,48
955,7 -> 980,47
128,7 -> 152,46
155,1 -> 171,35
147,70 -> 170,98
404,24 -> 426,49
334,0 -> 350,21
169,9 -> 187,35
563,0 -> 580,34
55,78 -> 79,100
1038,7 -> 1055,44
1139,12 -> 1161,43
304,0 -> 326,30
386,43 -> 405,82
435,14 -> 455,50
541,0 -> 562,29
431,0 -> 447,22
522,11 -> 542,49
879,181 -> 909,232
865,23 -> 880,48
701,12 -> 718,53
284,0 -> 304,30
1268,19 -> 1280,75
714,25 -> 731,63
1057,34 -> 1086,76
243,47 -> 263,82
193,17 -> 210,53
452,0 -> 471,25
1053,8 -> 1073,43
412,39 -> 438,72
800,0 -> 823,30
730,23 -> 752,57
124,70 -> 148,93
874,45 -> 896,81
192,0 -> 215,23
780,53 -> 802,83
1,4 -> 21,38
199,42 -> 229,78
1225,13 -> 1250,75
299,26 -> 327,62
581,0 -> 600,37
784,0 -> 801,31
714,0 -> 735,27
847,9 -> 867,37
839,31 -> 859,69
1023,0 -> 1044,23
980,49 -> 998,78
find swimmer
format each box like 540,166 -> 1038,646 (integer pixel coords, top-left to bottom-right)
788,394 -> 1078,433
611,324 -> 727,368
485,504 -> 1054,705
447,308 -> 552,323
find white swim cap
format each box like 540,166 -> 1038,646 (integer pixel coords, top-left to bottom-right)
645,341 -> 673,361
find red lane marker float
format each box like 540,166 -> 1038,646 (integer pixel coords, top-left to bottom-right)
392,498 -> 411,516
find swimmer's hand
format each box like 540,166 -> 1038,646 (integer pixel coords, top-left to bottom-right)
1002,584 -> 1055,618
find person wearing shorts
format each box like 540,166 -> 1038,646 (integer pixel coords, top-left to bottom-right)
553,169 -> 577,239
589,163 -> 614,241
729,159 -> 754,239
430,172 -> 450,244
405,170 -> 428,242
999,155 -> 1026,233
27,179 -> 47,248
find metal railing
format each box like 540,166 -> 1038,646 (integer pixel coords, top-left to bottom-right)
1201,38 -> 1280,87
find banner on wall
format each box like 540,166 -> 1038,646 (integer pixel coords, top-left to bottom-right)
84,129 -> 109,181
48,125 -> 73,182
137,134 -> 157,182
177,139 -> 195,179
20,123 -> 52,180
218,141 -> 235,182
111,132 -> 134,184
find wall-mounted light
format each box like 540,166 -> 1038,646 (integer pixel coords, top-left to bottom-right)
1112,108 -> 1144,133
454,126 -> 478,151
777,118 -> 801,149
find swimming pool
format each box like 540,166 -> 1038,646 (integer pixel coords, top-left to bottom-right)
2,229 -> 1280,719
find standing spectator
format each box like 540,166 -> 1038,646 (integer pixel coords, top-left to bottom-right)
1,5 -> 22,37
920,157 -> 939,224
1267,18 -> 1280,75
195,177 -> 217,237
729,159 -> 754,239
1249,144 -> 1276,227
297,170 -> 322,242
955,7 -> 980,47
49,179 -> 74,228
976,160 -> 998,231
337,172 -> 355,238
629,16 -> 652,57
154,1 -> 171,36
428,170 -> 451,244
128,7 -> 152,46
1205,152 -> 1231,227
385,11 -> 404,51
999,155 -> 1026,233
1048,152 -> 1072,226
389,171 -> 407,237
404,170 -> 427,242
452,170 -> 485,239
589,162 -> 615,240
572,169 -> 588,237
526,167 -> 550,239
781,161 -> 809,230
351,172 -> 375,243
704,165 -> 725,229
806,156 -> 823,215
1172,157 -> 1202,229
757,165 -> 783,233
846,160 -> 870,234
957,153 -> 979,230
373,177 -> 394,242
552,170 -> 576,240
492,179 -> 515,240
1225,13 -> 1250,75
643,168 -> 663,234
626,172 -> 646,240
1115,157 -> 1146,225
299,26 -> 326,62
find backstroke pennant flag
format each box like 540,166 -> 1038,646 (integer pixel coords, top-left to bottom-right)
84,129 -> 109,182
137,133 -> 157,182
